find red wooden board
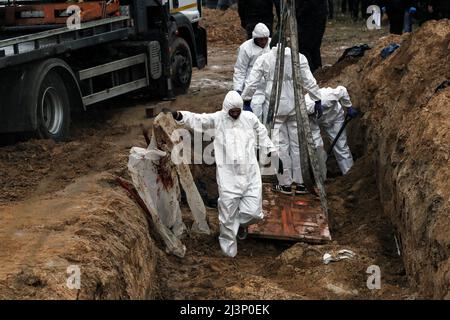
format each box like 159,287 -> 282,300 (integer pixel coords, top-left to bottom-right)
248,184 -> 332,243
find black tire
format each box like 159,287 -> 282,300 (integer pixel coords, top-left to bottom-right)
36,70 -> 70,141
171,37 -> 193,95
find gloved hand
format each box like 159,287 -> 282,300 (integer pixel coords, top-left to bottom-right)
162,107 -> 182,121
278,158 -> 284,175
236,90 -> 242,95
243,100 -> 253,112
347,106 -> 359,119
269,152 -> 284,175
409,7 -> 417,14
381,6 -> 386,13
314,100 -> 323,119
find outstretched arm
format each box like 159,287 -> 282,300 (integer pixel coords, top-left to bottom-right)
176,111 -> 217,132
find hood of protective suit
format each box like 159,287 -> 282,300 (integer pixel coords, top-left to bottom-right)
270,45 -> 292,57
252,23 -> 270,39
222,91 -> 244,112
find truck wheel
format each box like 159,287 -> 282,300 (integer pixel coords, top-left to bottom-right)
171,37 -> 192,95
36,70 -> 70,141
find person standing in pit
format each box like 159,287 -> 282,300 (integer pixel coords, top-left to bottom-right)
233,23 -> 271,120
170,91 -> 281,257
241,38 -> 323,195
305,86 -> 360,179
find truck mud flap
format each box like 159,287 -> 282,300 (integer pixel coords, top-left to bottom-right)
194,26 -> 207,69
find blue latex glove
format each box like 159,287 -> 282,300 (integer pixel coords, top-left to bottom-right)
243,100 -> 253,112
347,106 -> 359,119
236,90 -> 242,95
314,100 -> 323,119
409,7 -> 417,14
381,6 -> 386,13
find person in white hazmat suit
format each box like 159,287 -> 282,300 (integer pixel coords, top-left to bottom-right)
305,86 -> 360,178
233,23 -> 271,121
241,41 -> 322,195
170,91 -> 281,258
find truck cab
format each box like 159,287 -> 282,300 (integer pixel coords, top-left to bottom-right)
0,0 -> 207,140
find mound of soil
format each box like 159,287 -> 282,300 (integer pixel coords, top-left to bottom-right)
201,8 -> 246,46
318,20 -> 450,298
0,124 -> 137,204
0,173 -> 159,299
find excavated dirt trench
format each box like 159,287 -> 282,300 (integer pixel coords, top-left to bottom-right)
0,11 -> 448,299
315,19 -> 450,299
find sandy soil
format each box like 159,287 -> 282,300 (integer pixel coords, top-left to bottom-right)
0,8 -> 444,300
316,19 -> 450,298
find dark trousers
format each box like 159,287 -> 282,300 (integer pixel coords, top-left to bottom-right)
341,0 -> 350,13
297,17 -> 327,72
351,0 -> 369,20
245,21 -> 273,39
388,11 -> 404,34
328,0 -> 334,19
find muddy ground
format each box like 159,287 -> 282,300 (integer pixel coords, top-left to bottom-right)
1,9 -> 446,299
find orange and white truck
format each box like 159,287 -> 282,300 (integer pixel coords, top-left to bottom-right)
0,0 -> 207,140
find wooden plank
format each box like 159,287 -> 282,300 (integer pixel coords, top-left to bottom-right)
248,184 -> 331,243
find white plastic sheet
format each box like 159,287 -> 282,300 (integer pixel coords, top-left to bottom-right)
128,147 -> 186,258
153,113 -> 211,235
127,113 -> 211,257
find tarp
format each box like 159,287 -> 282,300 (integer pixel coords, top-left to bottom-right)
127,113 -> 210,258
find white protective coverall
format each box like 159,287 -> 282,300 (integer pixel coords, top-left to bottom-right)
176,91 -> 277,258
305,86 -> 355,176
241,46 -> 321,187
233,23 -> 271,121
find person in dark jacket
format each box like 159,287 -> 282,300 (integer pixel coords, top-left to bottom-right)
296,0 -> 328,73
217,0 -> 235,10
380,0 -> 417,34
351,0 -> 370,21
238,0 -> 280,39
428,0 -> 450,19
328,0 -> 334,19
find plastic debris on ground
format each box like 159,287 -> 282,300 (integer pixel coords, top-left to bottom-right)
337,44 -> 371,62
380,43 -> 400,59
323,249 -> 356,264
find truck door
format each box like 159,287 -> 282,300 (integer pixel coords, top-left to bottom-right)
169,0 -> 201,23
